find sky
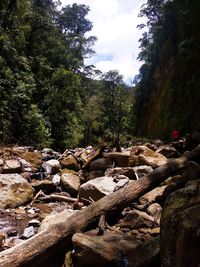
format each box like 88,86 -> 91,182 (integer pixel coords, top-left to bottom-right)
60,0 -> 146,84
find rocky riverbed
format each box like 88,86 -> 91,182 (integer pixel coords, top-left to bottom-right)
0,141 -> 199,267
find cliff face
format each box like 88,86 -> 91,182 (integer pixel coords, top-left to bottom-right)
136,0 -> 200,139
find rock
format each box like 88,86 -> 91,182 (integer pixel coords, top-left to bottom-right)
113,175 -> 129,191
60,169 -> 77,175
72,231 -> 160,267
105,165 -> 153,179
145,142 -> 159,151
0,233 -> 6,248
129,145 -> 168,168
133,165 -> 154,178
103,151 -> 130,167
72,233 -> 125,267
42,159 -> 61,174
52,174 -> 61,185
156,145 -> 180,158
22,151 -> 42,170
21,226 -> 35,239
20,172 -> 31,181
162,175 -> 183,186
42,148 -> 54,154
17,157 -> 32,172
118,209 -> 156,230
147,203 -> 162,224
30,179 -> 56,193
30,172 -> 47,180
0,174 -> 34,209
79,147 -> 96,164
139,185 -> 168,205
89,158 -> 113,171
61,173 -> 81,196
61,154 -> 79,171
105,167 -> 136,179
84,170 -> 105,181
182,161 -> 200,181
160,180 -> 200,267
78,176 -> 129,204
2,159 -> 22,174
28,219 -> 41,227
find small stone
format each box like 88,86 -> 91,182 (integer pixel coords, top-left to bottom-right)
52,174 -> 61,185
28,219 -> 40,227
21,226 -> 35,239
27,208 -> 35,215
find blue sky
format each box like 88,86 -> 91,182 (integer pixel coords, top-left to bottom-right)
60,0 -> 146,83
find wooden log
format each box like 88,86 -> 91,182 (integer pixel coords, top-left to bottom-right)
39,194 -> 77,203
0,146 -> 200,267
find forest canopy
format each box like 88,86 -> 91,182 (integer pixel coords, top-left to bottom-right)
0,0 -> 134,150
1,0 -> 200,150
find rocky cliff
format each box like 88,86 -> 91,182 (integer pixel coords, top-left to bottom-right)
135,0 -> 200,139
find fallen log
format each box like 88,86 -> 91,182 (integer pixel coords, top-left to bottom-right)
0,146 -> 199,267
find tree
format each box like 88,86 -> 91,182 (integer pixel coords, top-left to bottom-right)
101,70 -> 132,142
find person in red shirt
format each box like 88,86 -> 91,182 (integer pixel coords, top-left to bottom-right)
171,129 -> 181,141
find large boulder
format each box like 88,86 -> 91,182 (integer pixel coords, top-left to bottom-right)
42,159 -> 61,174
84,170 -> 105,181
2,159 -> 22,174
72,231 -> 160,267
105,167 -> 136,179
30,179 -> 56,193
60,154 -> 79,171
0,174 -> 34,208
160,180 -> 200,267
139,185 -> 168,205
147,203 -> 162,224
103,151 -> 130,167
89,157 -> 113,171
118,209 -> 156,230
72,233 -> 125,267
61,173 -> 81,196
129,146 -> 167,168
156,145 -> 180,158
105,165 -> 153,179
78,175 -> 129,204
22,151 -> 42,170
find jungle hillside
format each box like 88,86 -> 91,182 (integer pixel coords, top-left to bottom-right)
0,0 -> 200,150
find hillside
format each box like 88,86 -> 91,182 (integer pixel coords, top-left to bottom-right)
134,0 -> 200,139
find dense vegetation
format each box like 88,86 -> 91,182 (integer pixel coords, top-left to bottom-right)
134,0 -> 200,139
0,0 -> 134,150
1,0 -> 200,150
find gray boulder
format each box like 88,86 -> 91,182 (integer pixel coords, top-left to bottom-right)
2,160 -> 22,174
0,174 -> 34,208
61,173 -> 81,196
78,175 -> 129,204
160,180 -> 200,267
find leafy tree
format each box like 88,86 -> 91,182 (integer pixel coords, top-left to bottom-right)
101,70 -> 132,141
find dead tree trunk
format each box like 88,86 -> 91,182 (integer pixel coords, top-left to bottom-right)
0,146 -> 200,267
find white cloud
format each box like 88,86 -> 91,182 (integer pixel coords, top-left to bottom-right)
60,0 -> 146,83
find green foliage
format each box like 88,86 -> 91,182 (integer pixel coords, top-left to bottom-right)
101,70 -> 133,141
0,0 -> 136,149
134,0 -> 200,139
